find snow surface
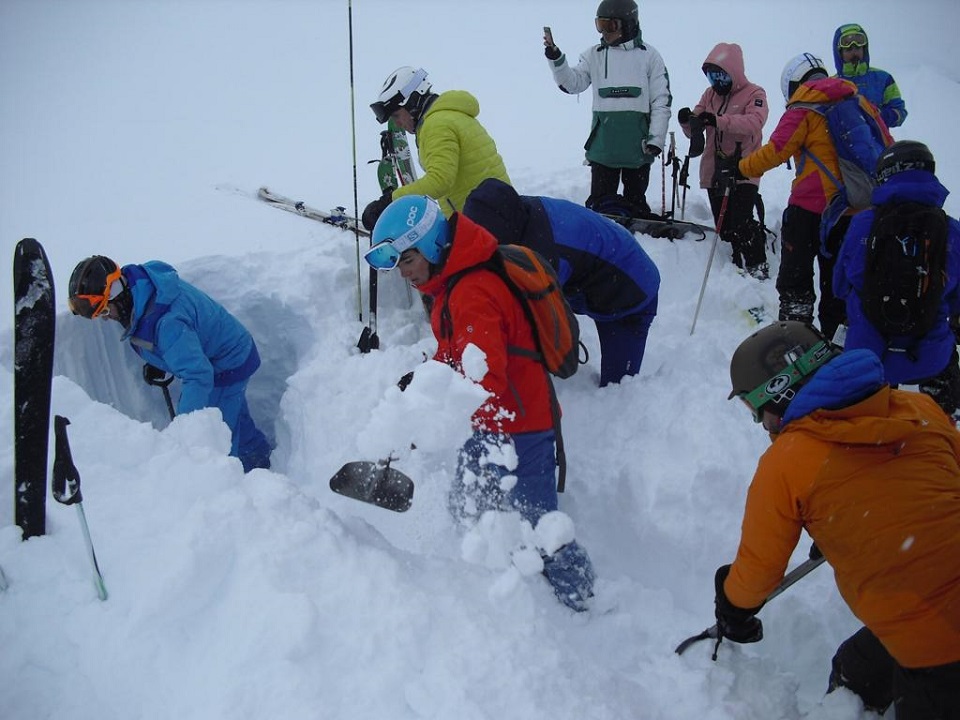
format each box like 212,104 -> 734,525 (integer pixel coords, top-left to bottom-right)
1,1 -> 958,718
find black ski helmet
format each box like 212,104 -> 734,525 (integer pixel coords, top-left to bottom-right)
876,140 -> 936,184
728,321 -> 839,421
596,0 -> 639,42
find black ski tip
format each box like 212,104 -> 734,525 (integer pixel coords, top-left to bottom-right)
330,460 -> 414,512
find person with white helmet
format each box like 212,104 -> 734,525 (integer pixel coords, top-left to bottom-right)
361,67 -> 511,230
719,320 -> 960,716
542,0 -> 671,218
67,256 -> 272,472
736,53 -> 892,342
363,195 -> 596,612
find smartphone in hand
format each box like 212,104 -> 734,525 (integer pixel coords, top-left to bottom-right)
543,26 -> 554,46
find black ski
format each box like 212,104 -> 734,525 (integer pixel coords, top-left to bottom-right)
257,187 -> 370,236
329,458 -> 414,512
13,238 -> 56,539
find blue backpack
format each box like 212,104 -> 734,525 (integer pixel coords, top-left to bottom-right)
796,96 -> 889,254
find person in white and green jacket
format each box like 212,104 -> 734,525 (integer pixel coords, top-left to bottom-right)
543,0 -> 671,217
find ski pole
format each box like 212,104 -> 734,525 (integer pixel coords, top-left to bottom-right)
679,155 -> 690,220
347,0 -> 363,326
675,555 -> 825,658
0,564 -> 8,592
689,188 -> 728,335
690,143 -> 741,335
52,416 -> 108,601
668,131 -> 679,219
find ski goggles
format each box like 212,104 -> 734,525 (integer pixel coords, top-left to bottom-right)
734,341 -> 837,422
363,200 -> 439,270
838,31 -> 867,49
68,268 -> 123,319
705,68 -> 732,89
595,17 -> 622,33
370,97 -> 402,125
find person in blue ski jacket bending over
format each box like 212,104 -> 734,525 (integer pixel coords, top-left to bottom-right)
68,256 -> 272,472
464,177 -> 660,387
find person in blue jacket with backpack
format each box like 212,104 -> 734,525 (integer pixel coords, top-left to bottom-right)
834,140 -> 960,417
463,177 -> 660,387
68,256 -> 273,472
832,23 -> 908,129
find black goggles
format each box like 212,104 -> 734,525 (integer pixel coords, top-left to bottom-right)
370,94 -> 402,124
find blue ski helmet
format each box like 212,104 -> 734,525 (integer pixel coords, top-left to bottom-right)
366,195 -> 450,270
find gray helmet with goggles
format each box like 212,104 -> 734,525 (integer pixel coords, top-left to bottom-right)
729,321 -> 839,422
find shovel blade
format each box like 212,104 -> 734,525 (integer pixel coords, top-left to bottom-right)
330,461 -> 413,513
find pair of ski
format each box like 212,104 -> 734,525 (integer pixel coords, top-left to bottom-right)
13,240 -> 108,599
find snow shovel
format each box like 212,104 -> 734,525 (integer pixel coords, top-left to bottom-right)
329,457 -> 414,512
674,554 -> 826,658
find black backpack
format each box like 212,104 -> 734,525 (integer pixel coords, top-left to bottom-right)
861,201 -> 949,337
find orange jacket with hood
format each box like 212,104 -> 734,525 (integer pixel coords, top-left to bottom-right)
725,350 -> 960,669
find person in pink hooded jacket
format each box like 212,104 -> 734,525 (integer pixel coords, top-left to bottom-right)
679,43 -> 770,279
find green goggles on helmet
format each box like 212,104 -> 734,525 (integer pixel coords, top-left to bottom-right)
838,31 -> 867,49
736,341 -> 837,422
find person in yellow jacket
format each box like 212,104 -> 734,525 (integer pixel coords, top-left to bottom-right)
719,321 -> 960,717
738,53 -> 892,342
363,67 -> 511,229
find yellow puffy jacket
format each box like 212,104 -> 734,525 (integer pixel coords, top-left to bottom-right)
393,90 -> 511,216
726,384 -> 960,668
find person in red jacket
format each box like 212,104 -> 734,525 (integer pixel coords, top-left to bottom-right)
364,194 -> 595,612
719,321 -> 960,717
678,42 -> 769,279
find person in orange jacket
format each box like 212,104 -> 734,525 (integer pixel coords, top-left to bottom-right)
718,321 -> 960,717
738,53 -> 892,342
363,194 -> 595,612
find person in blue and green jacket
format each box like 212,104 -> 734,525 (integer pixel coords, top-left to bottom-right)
832,23 -> 907,129
543,0 -> 671,217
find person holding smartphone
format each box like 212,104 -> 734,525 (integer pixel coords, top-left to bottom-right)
542,0 -> 671,219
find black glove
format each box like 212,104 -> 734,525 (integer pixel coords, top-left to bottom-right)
544,44 -> 562,61
397,371 -> 414,392
809,542 -> 823,560
677,107 -> 692,124
699,112 -> 717,127
361,189 -> 393,231
714,565 -> 764,644
142,364 -> 169,386
715,153 -> 745,188
644,144 -> 662,158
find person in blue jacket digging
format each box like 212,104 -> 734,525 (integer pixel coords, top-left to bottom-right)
68,255 -> 272,472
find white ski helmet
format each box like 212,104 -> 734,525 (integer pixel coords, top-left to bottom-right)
370,66 -> 432,124
780,53 -> 827,102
